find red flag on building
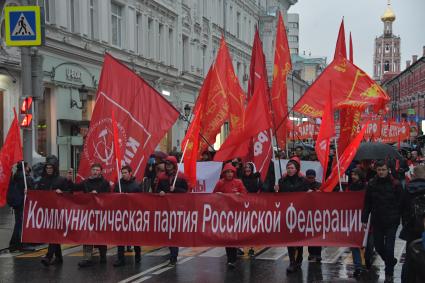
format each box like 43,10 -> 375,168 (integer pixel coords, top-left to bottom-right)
315,90 -> 335,182
77,54 -> 179,182
0,110 -> 23,207
321,123 -> 368,192
271,12 -> 292,150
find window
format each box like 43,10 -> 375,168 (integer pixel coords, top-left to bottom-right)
169,28 -> 174,66
384,61 -> 390,72
290,48 -> 299,54
136,13 -> 142,54
158,23 -> 163,61
111,3 -> 122,47
148,18 -> 153,58
288,36 -> 298,42
182,35 -> 189,72
236,12 -> 240,38
385,44 -> 390,53
70,0 -> 77,32
44,0 -> 50,22
89,0 -> 98,40
202,45 -> 207,75
289,22 -> 298,29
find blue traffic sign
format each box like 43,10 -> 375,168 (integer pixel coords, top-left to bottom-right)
5,6 -> 42,46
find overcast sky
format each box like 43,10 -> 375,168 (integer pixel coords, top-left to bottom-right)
289,0 -> 425,76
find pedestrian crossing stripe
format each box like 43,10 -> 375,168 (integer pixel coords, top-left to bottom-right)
4,6 -> 42,46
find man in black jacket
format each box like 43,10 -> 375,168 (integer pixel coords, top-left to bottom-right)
156,156 -> 188,266
36,162 -> 72,266
73,163 -> 111,268
400,165 -> 425,283
113,165 -> 142,267
362,160 -> 402,283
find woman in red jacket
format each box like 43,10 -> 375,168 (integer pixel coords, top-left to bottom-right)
213,163 -> 247,268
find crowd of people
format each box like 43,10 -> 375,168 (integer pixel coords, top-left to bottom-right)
5,143 -> 425,283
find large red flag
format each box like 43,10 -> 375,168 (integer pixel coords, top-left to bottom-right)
321,123 -> 368,192
77,54 -> 179,182
0,110 -> 23,207
213,73 -> 272,161
271,12 -> 292,150
315,90 -> 335,182
182,38 -> 246,186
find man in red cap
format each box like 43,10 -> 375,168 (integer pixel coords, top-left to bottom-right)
213,163 -> 247,268
156,155 -> 188,266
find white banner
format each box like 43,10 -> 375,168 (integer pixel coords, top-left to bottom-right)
178,161 -> 223,193
273,159 -> 323,183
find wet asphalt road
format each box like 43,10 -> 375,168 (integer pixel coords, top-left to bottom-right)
0,243 -> 405,283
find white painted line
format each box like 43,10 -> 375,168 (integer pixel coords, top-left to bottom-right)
322,247 -> 348,264
145,248 -> 170,256
177,256 -> 194,265
132,276 -> 152,283
256,248 -> 287,260
117,261 -> 168,283
151,266 -> 173,275
61,245 -> 82,256
199,248 -> 226,258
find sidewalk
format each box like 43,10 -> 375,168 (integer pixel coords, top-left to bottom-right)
0,206 -> 13,251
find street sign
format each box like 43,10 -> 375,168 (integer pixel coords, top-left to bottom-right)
4,6 -> 42,46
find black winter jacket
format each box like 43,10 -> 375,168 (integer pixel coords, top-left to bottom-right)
278,175 -> 309,193
73,176 -> 110,193
400,178 -> 425,242
35,164 -> 72,191
361,175 -> 402,228
7,171 -> 34,208
306,181 -> 321,191
242,173 -> 263,193
346,180 -> 366,192
114,177 -> 141,193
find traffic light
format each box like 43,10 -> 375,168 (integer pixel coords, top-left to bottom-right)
20,96 -> 33,127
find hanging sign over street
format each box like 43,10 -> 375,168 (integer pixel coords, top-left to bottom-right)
4,6 -> 42,46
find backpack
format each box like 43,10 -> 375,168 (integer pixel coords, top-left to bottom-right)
410,193 -> 425,233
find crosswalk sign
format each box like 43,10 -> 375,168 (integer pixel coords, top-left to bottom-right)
4,6 -> 42,46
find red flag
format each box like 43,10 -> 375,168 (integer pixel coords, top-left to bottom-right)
334,19 -> 347,59
271,12 -> 292,150
77,54 -> 179,182
315,90 -> 335,182
338,105 -> 364,155
349,32 -> 354,63
0,109 -> 23,207
213,76 -> 272,161
321,124 -> 368,192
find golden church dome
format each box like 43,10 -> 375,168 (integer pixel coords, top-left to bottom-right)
381,3 -> 396,22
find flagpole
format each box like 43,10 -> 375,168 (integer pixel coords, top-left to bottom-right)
334,137 -> 344,192
172,139 -> 189,190
20,160 -> 28,244
269,129 -> 281,185
115,158 -> 122,193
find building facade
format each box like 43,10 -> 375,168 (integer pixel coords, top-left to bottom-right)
373,1 -> 401,83
382,47 -> 425,132
0,0 -> 306,172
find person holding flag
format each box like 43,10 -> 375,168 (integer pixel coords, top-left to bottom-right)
72,163 -> 110,268
156,155 -> 189,266
113,165 -> 143,267
7,161 -> 33,252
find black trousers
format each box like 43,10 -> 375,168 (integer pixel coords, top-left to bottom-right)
308,246 -> 322,258
288,247 -> 303,265
9,207 -> 23,249
225,247 -> 237,263
46,244 -> 62,259
373,225 -> 398,275
117,246 -> 141,260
